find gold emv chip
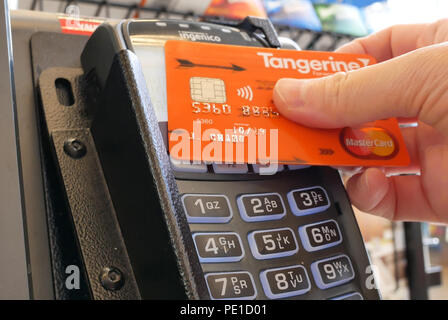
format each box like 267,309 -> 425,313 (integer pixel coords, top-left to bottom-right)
190,77 -> 226,103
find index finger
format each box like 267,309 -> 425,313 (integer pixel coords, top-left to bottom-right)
336,20 -> 448,62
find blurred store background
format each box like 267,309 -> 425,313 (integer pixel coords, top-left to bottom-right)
8,0 -> 448,300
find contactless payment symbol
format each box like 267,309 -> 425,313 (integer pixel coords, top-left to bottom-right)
189,77 -> 226,103
236,85 -> 253,101
340,127 -> 399,160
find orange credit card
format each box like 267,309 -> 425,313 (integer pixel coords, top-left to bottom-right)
165,40 -> 410,167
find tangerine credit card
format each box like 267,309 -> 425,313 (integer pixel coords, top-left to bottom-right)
165,40 -> 410,167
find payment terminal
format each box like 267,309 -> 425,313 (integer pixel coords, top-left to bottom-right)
37,17 -> 380,300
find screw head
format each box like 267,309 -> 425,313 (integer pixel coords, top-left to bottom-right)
63,138 -> 87,158
99,267 -> 124,291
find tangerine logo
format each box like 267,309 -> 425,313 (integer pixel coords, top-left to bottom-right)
340,127 -> 399,160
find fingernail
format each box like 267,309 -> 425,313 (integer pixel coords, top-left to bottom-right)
274,79 -> 307,110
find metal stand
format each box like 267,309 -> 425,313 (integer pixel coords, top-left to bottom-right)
404,222 -> 442,300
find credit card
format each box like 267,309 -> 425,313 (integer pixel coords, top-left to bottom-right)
165,40 -> 410,167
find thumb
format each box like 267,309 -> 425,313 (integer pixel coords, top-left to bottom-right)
273,43 -> 448,136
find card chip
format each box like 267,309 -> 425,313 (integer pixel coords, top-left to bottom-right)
190,77 -> 226,103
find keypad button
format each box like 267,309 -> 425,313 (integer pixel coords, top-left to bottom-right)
298,219 -> 343,252
311,255 -> 355,289
237,193 -> 286,222
331,292 -> 364,300
252,164 -> 284,174
182,194 -> 232,223
170,158 -> 208,173
206,271 -> 257,300
287,186 -> 330,216
260,265 -> 311,299
213,163 -> 248,174
248,228 -> 298,260
193,232 -> 244,263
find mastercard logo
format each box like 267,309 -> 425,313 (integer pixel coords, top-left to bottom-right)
340,127 -> 399,160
